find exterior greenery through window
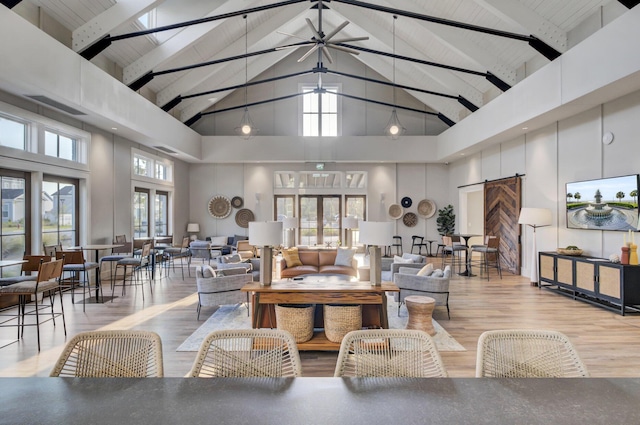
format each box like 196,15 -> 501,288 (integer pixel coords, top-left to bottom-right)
302,84 -> 339,137
0,170 -> 28,277
42,177 -> 77,248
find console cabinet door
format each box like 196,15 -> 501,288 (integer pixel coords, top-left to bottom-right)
575,260 -> 595,295
539,253 -> 555,284
556,258 -> 574,290
597,264 -> 622,301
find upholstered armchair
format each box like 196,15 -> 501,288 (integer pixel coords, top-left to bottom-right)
195,265 -> 252,320
393,265 -> 451,319
234,240 -> 257,260
380,253 -> 427,281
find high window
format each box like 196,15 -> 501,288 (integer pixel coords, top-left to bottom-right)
133,151 -> 173,183
301,84 -> 340,137
42,177 -> 77,248
0,115 -> 26,150
45,130 -> 77,161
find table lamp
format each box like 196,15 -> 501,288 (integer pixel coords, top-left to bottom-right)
518,208 -> 552,286
282,217 -> 298,248
343,217 -> 359,249
249,221 -> 283,286
186,223 -> 200,241
359,221 -> 394,286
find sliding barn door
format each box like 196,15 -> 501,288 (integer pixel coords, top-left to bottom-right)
484,177 -> 521,274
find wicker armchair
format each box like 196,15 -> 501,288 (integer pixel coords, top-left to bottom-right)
50,330 -> 164,377
475,329 -> 589,377
187,329 -> 302,377
334,329 -> 448,378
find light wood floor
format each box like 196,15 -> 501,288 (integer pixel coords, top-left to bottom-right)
2,265 -> 640,377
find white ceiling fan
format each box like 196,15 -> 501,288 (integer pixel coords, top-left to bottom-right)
276,1 -> 369,64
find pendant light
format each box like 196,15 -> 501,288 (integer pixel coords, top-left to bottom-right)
236,15 -> 256,139
385,15 -> 405,140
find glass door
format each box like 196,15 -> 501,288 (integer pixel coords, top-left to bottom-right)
299,196 -> 341,247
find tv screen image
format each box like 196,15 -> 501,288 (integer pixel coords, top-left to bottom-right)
566,174 -> 639,231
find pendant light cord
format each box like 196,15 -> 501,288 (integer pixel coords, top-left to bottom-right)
392,15 -> 397,107
244,15 -> 248,108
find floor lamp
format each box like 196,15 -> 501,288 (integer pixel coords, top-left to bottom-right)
518,208 -> 552,286
249,221 -> 283,286
359,221 -> 394,286
343,217 -> 359,249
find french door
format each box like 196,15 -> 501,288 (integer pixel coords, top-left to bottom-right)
299,196 -> 341,247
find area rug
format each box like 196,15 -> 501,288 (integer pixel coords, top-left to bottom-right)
177,296 -> 465,352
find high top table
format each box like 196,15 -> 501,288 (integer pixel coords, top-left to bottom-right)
69,244 -> 123,301
2,377 -> 639,424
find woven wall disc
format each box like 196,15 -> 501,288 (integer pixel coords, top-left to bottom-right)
235,208 -> 254,228
231,196 -> 244,208
403,212 -> 418,227
388,203 -> 403,220
208,195 -> 232,219
417,199 -> 437,219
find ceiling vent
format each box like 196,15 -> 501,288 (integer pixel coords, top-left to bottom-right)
25,95 -> 86,115
154,146 -> 177,154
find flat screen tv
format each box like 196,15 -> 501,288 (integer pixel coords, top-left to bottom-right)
566,174 -> 639,231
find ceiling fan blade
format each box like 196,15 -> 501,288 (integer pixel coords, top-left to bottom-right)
326,44 -> 361,55
305,18 -> 322,41
329,36 -> 369,43
324,21 -> 349,42
322,46 -> 333,64
275,42 -> 314,51
276,30 -> 309,41
298,44 -> 320,62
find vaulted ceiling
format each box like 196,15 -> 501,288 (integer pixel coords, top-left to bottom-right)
15,0 -> 632,134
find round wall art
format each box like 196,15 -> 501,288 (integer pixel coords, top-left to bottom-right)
401,197 -> 412,208
403,212 -> 418,227
388,203 -> 404,220
235,208 -> 254,228
208,195 -> 232,219
231,196 -> 244,208
417,199 -> 437,219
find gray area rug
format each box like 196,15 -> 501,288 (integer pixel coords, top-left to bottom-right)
177,296 -> 465,352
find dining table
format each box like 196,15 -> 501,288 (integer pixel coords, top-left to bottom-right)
69,244 -> 123,301
1,377 -> 639,424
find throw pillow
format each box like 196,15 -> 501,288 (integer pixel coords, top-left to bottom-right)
402,253 -> 424,263
221,254 -> 242,264
416,263 -> 434,276
334,248 -> 355,267
282,247 -> 303,268
394,255 -> 413,263
432,269 -> 444,278
232,234 -> 248,247
443,266 -> 452,278
210,236 -> 228,246
201,265 -> 216,278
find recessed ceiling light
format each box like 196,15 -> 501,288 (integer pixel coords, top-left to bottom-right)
522,127 -> 528,130
111,127 -> 118,130
208,97 -> 218,103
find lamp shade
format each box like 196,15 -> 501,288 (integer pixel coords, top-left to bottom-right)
249,221 -> 283,246
343,217 -> 359,229
282,217 -> 298,229
358,221 -> 394,246
518,208 -> 552,226
186,223 -> 200,232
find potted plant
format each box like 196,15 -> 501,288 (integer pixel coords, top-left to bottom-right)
437,204 -> 456,236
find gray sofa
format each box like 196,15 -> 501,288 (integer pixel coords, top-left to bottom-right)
195,265 -> 253,319
393,265 -> 451,319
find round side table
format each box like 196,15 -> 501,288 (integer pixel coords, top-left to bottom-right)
405,295 -> 436,336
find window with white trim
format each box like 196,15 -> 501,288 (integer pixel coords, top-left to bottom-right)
0,115 -> 26,150
45,130 -> 76,161
133,151 -> 173,183
301,84 -> 340,136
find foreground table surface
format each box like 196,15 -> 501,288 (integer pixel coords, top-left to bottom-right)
3,377 -> 639,424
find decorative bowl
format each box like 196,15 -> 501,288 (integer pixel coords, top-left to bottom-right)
557,248 -> 583,256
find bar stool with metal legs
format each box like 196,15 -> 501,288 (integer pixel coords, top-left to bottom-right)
112,242 -> 153,300
441,235 -> 466,273
470,236 -> 502,280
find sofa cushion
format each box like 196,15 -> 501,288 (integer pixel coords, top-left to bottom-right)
231,234 -> 248,247
318,250 -> 338,266
402,253 -> 425,263
281,265 -> 319,278
283,248 -> 303,268
201,265 -> 217,278
319,265 -> 357,277
416,263 -> 434,277
209,236 -> 228,246
334,248 -> 355,267
394,255 -> 413,263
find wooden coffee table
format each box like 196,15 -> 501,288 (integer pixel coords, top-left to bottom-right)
242,275 -> 399,351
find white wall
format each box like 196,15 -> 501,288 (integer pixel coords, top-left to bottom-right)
449,87 -> 640,278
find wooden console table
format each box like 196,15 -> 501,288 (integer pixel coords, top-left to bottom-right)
539,251 -> 640,315
241,278 -> 399,351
